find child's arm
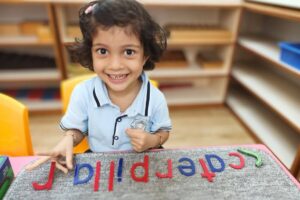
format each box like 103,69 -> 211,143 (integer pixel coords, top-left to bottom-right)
26,129 -> 84,173
126,128 -> 169,152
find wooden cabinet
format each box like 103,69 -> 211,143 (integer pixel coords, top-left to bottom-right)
227,1 -> 300,175
0,2 -> 64,113
53,0 -> 242,106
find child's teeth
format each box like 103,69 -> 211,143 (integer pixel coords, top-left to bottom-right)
111,74 -> 125,79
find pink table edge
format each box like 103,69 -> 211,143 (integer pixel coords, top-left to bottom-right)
8,144 -> 300,188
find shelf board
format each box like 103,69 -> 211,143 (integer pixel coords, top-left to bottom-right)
64,37 -> 234,46
239,35 -> 300,78
246,0 -> 300,9
244,2 -> 300,22
168,38 -> 234,46
147,67 -> 227,80
0,69 -> 60,83
20,98 -> 62,113
227,88 -> 300,169
162,83 -> 224,106
232,63 -> 300,132
0,36 -> 53,46
49,0 -> 242,7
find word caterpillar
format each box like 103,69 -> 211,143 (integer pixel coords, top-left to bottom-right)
32,149 -> 261,192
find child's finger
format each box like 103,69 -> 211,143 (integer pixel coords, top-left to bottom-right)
55,162 -> 69,174
36,151 -> 59,158
25,156 -> 50,171
126,128 -> 139,138
65,147 -> 73,170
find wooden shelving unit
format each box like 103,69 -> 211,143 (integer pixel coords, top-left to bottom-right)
53,0 -> 242,106
227,1 -> 300,175
0,2 -> 63,113
227,86 -> 300,169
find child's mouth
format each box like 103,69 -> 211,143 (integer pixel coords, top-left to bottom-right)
108,74 -> 128,82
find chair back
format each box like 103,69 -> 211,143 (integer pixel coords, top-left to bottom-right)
0,93 -> 33,156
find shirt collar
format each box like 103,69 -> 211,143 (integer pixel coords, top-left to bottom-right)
93,72 -> 150,116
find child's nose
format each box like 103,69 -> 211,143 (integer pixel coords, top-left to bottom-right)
109,55 -> 123,70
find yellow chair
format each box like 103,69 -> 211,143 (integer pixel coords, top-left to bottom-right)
61,74 -> 159,153
0,93 -> 34,156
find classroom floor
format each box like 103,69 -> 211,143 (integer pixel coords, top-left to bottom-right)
29,106 -> 255,153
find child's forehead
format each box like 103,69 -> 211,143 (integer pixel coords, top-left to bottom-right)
94,25 -> 140,40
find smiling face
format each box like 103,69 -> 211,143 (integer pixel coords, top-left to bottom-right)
91,26 -> 147,97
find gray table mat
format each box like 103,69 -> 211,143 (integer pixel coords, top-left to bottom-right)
4,146 -> 300,200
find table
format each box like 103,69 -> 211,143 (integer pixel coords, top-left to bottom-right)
4,144 -> 300,199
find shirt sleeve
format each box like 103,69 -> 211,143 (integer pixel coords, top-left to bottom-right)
60,83 -> 89,134
150,94 -> 172,133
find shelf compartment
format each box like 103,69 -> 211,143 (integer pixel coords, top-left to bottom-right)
166,24 -> 234,46
1,87 -> 62,113
238,35 -> 300,77
232,63 -> 300,132
227,86 -> 300,169
147,67 -> 227,79
159,77 -> 227,106
0,69 -> 60,85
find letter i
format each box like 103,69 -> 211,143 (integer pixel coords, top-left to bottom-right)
94,161 -> 101,192
117,158 -> 124,182
108,161 -> 115,192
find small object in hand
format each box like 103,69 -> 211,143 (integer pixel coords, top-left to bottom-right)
237,148 -> 263,167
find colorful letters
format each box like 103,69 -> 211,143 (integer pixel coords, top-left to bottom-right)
32,151 -> 246,192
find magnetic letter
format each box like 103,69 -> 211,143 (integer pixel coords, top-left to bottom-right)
130,155 -> 149,182
228,152 -> 245,169
199,159 -> 215,182
108,161 -> 115,192
117,158 -> 124,182
32,161 -> 56,190
73,163 -> 94,185
205,154 -> 225,173
94,161 -> 101,192
156,159 -> 173,178
177,157 -> 195,176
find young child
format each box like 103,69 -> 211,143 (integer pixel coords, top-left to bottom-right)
26,0 -> 171,173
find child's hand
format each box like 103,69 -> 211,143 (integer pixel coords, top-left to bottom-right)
25,132 -> 74,174
126,128 -> 159,152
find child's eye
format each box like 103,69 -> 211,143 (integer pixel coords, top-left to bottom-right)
124,49 -> 135,56
96,48 -> 108,55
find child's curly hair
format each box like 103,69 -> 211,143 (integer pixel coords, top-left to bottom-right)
68,0 -> 167,71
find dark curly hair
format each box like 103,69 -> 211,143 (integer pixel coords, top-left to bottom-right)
68,0 -> 167,71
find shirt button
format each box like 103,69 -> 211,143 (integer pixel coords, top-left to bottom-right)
117,118 -> 122,122
114,136 -> 119,140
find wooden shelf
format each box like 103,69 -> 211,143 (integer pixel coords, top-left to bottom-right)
0,36 -> 53,46
244,2 -> 300,22
20,99 -> 61,113
48,0 -> 242,7
147,67 -> 227,80
227,87 -> 300,169
246,0 -> 300,9
232,63 -> 300,132
164,86 -> 224,106
238,35 -> 300,78
168,38 -> 234,46
161,77 -> 227,106
0,69 -> 60,83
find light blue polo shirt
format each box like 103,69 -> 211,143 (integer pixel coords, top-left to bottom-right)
60,72 -> 172,152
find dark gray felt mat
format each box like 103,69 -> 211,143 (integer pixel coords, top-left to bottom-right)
4,146 -> 300,200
